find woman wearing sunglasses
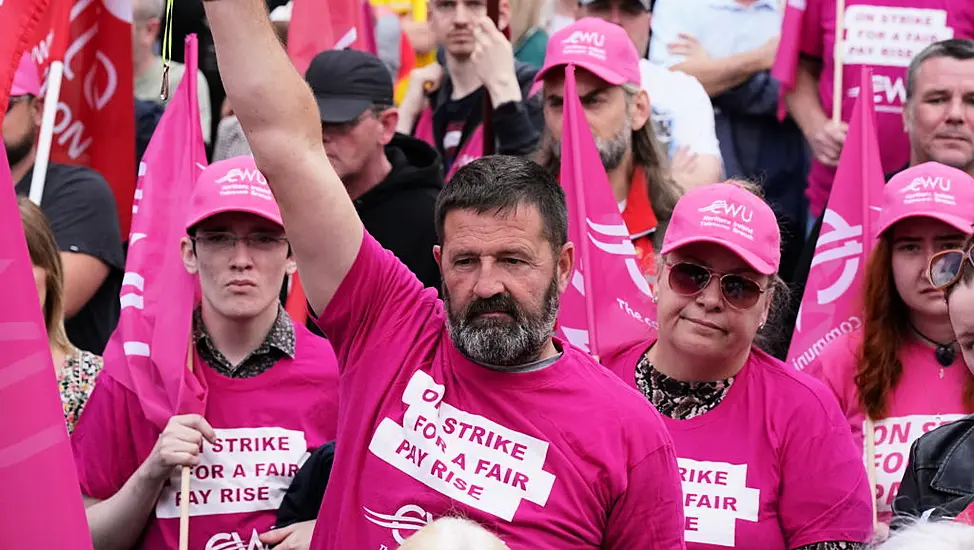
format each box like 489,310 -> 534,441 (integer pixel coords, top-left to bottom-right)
604,181 -> 874,550
810,163 -> 974,526
892,235 -> 974,523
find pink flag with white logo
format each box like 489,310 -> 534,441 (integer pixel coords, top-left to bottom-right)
0,143 -> 93,548
556,64 -> 657,358
288,0 -> 376,76
100,35 -> 208,429
786,67 -> 884,371
771,0 -> 808,121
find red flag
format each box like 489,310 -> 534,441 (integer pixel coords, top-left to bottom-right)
288,0 -> 377,76
556,65 -> 658,358
0,0 -> 50,116
100,35 -> 207,429
0,144 -> 93,548
786,67 -> 884,371
771,0 -> 811,121
26,0 -> 136,236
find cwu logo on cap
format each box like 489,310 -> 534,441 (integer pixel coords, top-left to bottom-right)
215,167 -> 267,186
561,30 -> 605,47
901,176 -> 951,193
697,200 -> 754,223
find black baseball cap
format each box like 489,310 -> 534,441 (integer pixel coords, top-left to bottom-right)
304,50 -> 395,124
578,0 -> 652,11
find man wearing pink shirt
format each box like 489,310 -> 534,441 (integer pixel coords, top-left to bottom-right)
786,0 -> 974,233
72,156 -> 341,550
200,0 -> 687,548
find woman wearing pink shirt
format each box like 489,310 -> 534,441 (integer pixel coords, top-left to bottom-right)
811,163 -> 974,524
604,180 -> 874,549
893,234 -> 974,522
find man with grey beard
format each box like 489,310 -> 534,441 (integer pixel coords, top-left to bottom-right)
535,18 -> 684,290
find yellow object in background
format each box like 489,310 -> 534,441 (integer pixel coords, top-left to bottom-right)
373,0 -> 435,105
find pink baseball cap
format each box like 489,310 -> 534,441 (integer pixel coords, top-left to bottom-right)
661,182 -> 781,275
185,156 -> 284,232
874,162 -> 974,236
11,53 -> 41,96
535,18 -> 641,86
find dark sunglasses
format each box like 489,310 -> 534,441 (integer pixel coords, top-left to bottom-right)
666,261 -> 766,310
928,247 -> 974,290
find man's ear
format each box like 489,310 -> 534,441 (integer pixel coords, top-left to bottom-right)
181,237 -> 199,274
498,0 -> 511,32
630,88 -> 651,133
380,108 -> 399,145
556,242 -> 575,293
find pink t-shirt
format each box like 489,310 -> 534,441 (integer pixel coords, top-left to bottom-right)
72,322 -> 340,550
799,0 -> 974,217
308,234 -> 686,550
809,331 -> 971,522
603,341 -> 874,549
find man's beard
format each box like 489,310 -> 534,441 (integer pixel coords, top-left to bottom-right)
445,276 -> 560,369
4,124 -> 37,169
550,116 -> 632,172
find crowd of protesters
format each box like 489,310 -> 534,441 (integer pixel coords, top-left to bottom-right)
5,0 -> 974,548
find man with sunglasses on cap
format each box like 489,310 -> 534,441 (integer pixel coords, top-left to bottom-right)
71,156 -> 341,550
5,53 -> 125,356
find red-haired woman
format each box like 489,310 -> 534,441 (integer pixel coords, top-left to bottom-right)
812,163 -> 974,525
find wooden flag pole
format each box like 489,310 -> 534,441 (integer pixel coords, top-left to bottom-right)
179,340 -> 195,550
864,416 -> 879,530
831,0 -> 846,124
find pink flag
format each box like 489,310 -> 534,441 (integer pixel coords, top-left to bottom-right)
556,64 -> 657,358
771,0 -> 809,121
288,0 -> 376,76
99,35 -> 208,429
0,144 -> 93,548
786,67 -> 884,371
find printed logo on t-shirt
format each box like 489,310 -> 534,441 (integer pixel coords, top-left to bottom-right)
155,427 -> 310,518
368,370 -> 557,521
868,414 -> 963,513
364,503 -> 433,545
679,458 -> 760,547
204,528 -> 267,550
842,7 -> 954,112
651,106 -> 675,157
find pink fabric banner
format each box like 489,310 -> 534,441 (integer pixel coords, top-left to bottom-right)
787,67 -> 884,371
100,35 -> 208,430
771,0 -> 808,121
556,64 -> 657,358
0,144 -> 93,548
288,0 -> 376,76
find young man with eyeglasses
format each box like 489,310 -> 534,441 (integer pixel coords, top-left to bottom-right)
71,156 -> 341,550
5,53 -> 125,355
395,0 -> 543,177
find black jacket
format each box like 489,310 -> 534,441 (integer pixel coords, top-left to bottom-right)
276,442 -> 336,528
356,133 -> 444,290
893,415 -> 974,524
424,50 -> 543,162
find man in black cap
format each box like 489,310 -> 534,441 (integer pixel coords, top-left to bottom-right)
304,49 -> 443,290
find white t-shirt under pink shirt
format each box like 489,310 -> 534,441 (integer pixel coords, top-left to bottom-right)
307,233 -> 687,550
809,331 -> 971,522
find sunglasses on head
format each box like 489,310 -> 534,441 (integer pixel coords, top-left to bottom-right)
928,247 -> 974,290
666,261 -> 766,310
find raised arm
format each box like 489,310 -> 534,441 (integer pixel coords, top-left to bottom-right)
201,0 -> 363,314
